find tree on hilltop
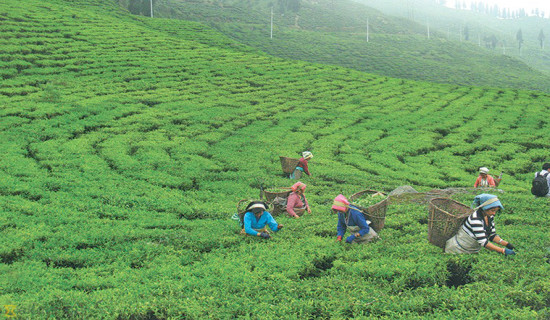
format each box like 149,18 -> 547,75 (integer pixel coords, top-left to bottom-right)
539,29 -> 545,49
516,29 -> 523,53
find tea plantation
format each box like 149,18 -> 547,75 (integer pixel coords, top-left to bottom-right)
141,0 -> 550,92
0,0 -> 549,318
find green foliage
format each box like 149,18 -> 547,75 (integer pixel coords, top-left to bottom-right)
0,0 -> 549,318
143,0 -> 550,92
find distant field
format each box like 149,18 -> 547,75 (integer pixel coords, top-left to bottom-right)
145,0 -> 550,92
1,0 -> 549,318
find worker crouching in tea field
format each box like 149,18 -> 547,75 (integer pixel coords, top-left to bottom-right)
290,151 -> 313,179
286,182 -> 311,218
445,194 -> 515,256
242,201 -> 283,239
474,167 -> 501,188
332,194 -> 378,244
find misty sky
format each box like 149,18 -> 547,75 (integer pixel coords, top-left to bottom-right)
450,0 -> 550,16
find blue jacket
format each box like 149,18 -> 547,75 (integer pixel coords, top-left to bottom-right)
337,205 -> 370,237
244,211 -> 280,236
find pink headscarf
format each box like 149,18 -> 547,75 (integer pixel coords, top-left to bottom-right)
332,194 -> 349,212
291,181 -> 306,192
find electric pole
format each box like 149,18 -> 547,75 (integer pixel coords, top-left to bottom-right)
367,18 -> 369,42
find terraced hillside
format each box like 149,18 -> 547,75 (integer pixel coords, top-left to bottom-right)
139,0 -> 550,92
357,0 -> 550,75
1,0 -> 549,318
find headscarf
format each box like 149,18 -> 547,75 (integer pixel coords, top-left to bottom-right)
472,194 -> 503,211
479,167 -> 489,174
332,194 -> 349,212
291,181 -> 306,192
302,151 -> 313,159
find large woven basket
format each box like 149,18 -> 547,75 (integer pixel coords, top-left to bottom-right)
262,188 -> 291,202
279,156 -> 300,174
262,188 -> 292,215
428,198 -> 471,249
349,189 -> 389,233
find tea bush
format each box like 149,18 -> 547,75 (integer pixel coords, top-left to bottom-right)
0,0 -> 549,318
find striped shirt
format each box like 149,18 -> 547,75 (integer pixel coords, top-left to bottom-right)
462,210 -> 497,247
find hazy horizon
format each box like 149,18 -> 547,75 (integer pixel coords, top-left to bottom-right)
447,0 -> 550,17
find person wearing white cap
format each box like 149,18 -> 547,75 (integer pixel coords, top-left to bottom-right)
474,167 -> 501,188
445,194 -> 515,255
290,151 -> 313,179
241,201 -> 283,239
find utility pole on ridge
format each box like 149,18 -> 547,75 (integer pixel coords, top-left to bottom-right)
367,18 -> 369,42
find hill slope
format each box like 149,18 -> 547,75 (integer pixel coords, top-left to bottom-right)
0,0 -> 549,318
356,0 -> 550,75
136,0 -> 550,92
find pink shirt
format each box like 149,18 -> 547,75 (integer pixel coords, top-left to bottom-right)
286,192 -> 309,217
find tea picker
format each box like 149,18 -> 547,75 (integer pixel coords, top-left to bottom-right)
531,162 -> 550,197
474,167 -> 502,188
290,151 -> 313,179
445,194 -> 515,255
239,201 -> 284,239
286,181 -> 311,218
332,194 -> 378,244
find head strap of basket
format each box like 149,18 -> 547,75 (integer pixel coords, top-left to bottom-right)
472,194 -> 503,211
291,181 -> 306,192
332,194 -> 349,212
302,151 -> 313,159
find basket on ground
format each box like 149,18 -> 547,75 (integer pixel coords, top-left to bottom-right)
279,156 -> 300,174
262,188 -> 291,215
349,189 -> 389,233
428,198 -> 471,249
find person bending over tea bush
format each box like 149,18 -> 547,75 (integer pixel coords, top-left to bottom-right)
531,162 -> 550,197
445,194 -> 515,256
332,194 -> 378,244
474,167 -> 501,188
242,201 -> 283,239
286,181 -> 311,218
290,151 -> 313,179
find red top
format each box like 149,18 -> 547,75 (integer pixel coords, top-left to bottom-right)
297,157 -> 310,175
474,175 -> 496,188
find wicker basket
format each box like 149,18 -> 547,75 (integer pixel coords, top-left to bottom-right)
279,156 -> 300,174
428,198 -> 471,249
262,188 -> 291,215
349,189 -> 389,233
262,188 -> 291,202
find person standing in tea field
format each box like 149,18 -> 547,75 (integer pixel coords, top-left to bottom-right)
474,167 -> 501,188
242,201 -> 283,239
290,151 -> 313,179
286,181 -> 311,218
332,194 -> 378,244
445,194 -> 515,256
531,163 -> 550,197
